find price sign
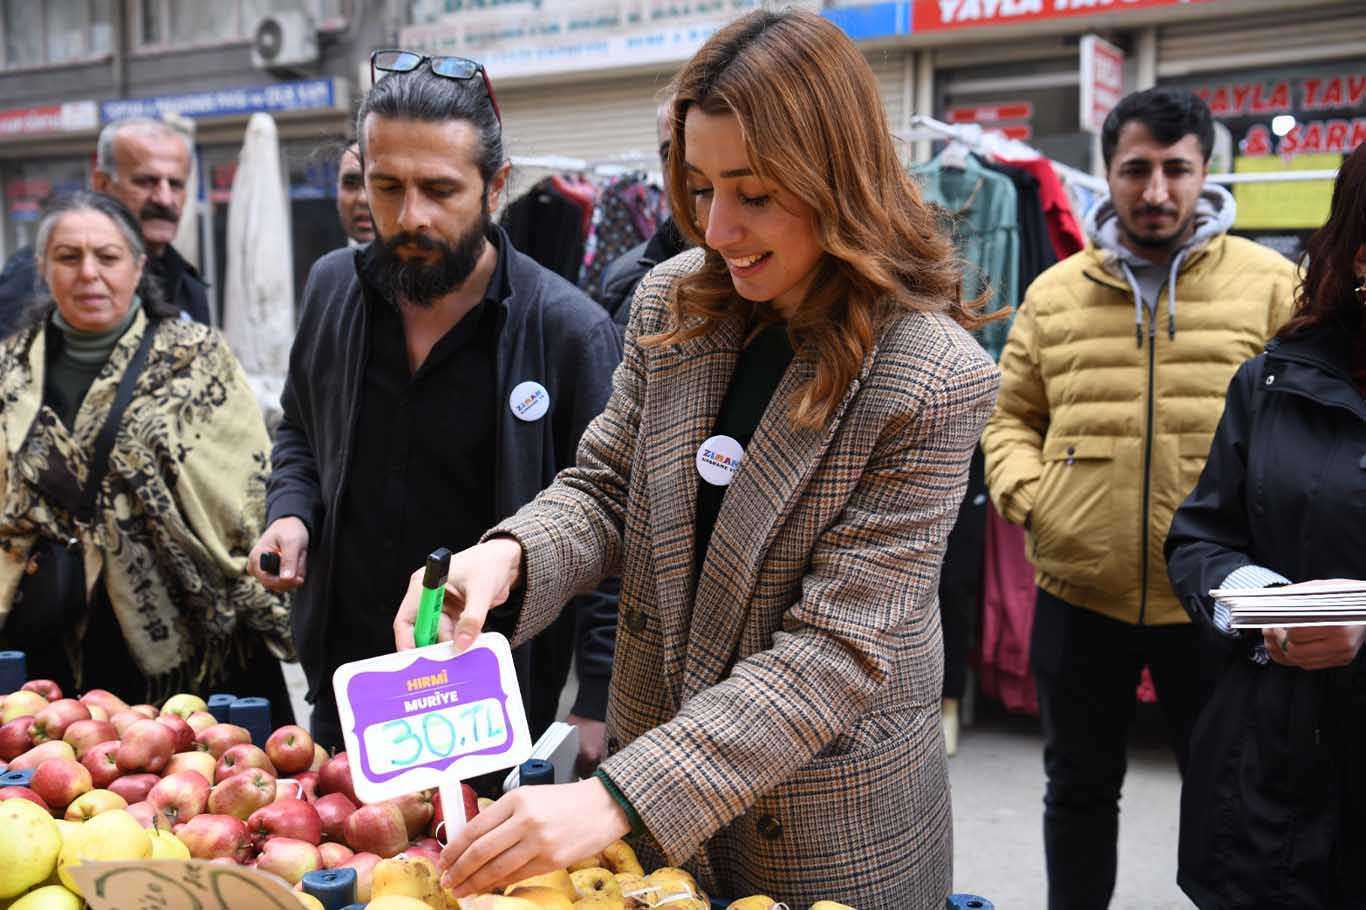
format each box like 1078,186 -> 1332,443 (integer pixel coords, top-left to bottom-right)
333,633 -> 532,809
70,860 -> 300,910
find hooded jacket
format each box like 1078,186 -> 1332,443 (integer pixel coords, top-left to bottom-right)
981,186 -> 1297,626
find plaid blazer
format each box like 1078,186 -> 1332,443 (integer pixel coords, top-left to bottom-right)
491,249 -> 999,909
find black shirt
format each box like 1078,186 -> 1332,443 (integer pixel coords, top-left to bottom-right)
326,239 -> 508,670
695,320 -> 796,573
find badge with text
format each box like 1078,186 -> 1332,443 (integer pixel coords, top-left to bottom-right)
332,633 -> 532,807
509,380 -> 551,422
696,434 -> 745,486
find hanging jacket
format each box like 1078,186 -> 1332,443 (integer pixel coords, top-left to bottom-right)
981,186 -> 1297,626
1165,322 -> 1366,909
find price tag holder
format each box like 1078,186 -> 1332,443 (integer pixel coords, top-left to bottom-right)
332,633 -> 532,837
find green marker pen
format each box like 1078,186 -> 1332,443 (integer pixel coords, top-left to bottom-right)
415,547 -> 453,648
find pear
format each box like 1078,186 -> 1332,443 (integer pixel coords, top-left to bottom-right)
7,885 -> 83,910
505,869 -> 577,902
600,841 -> 643,876
371,855 -> 444,909
0,797 -> 62,898
568,853 -> 606,872
56,808 -> 152,896
571,868 -> 621,900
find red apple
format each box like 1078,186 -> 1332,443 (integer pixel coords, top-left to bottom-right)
65,788 -> 127,821
148,770 -> 210,827
390,789 -> 435,839
317,752 -> 356,803
336,852 -> 380,903
110,710 -> 145,737
215,743 -> 276,783
30,757 -> 92,810
29,699 -> 91,744
165,750 -> 217,784
1,690 -> 48,724
130,704 -> 159,719
62,719 -> 118,758
196,723 -> 252,759
0,717 -> 35,760
126,799 -> 159,829
160,693 -> 208,719
20,679 -> 62,701
116,720 -> 176,774
318,841 -> 353,869
309,744 -> 329,772
80,689 -> 130,717
264,725 -> 314,776
155,713 -> 196,753
207,768 -> 276,819
248,798 -> 322,848
84,704 -> 109,722
176,813 -> 254,863
314,792 -> 356,843
403,836 -> 441,867
80,739 -> 123,788
256,836 -> 322,885
276,773 -> 319,804
9,740 -> 76,770
0,785 -> 50,811
295,772 -> 320,801
108,772 -> 160,805
343,801 -> 408,858
186,711 -> 217,734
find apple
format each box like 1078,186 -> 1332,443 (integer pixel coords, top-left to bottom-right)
125,799 -> 159,829
130,704 -> 159,719
63,718 -> 118,758
256,836 -> 322,885
110,709 -> 147,737
404,836 -> 441,867
318,752 -> 356,803
80,740 -> 123,788
9,739 -> 76,770
1,689 -> 48,723
317,841 -> 353,869
160,693 -> 208,719
295,772 -> 320,802
80,689 -> 130,717
20,679 -> 62,701
65,788 -> 128,820
85,703 -> 109,722
309,744 -> 329,772
215,743 -> 276,783
156,714 -> 196,753
196,723 -> 252,758
29,698 -> 91,743
148,770 -> 210,828
265,725 -> 315,775
164,750 -> 217,784
248,798 -> 322,847
116,719 -> 176,773
186,711 -> 217,734
30,756 -> 93,810
108,772 -> 161,805
314,792 -> 356,843
207,768 -> 276,819
390,789 -> 435,840
337,852 -> 380,903
343,801 -> 408,858
277,772 -> 319,804
0,785 -> 50,811
0,716 -> 35,760
176,813 -> 254,863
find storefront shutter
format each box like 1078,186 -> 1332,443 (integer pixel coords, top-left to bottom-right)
1158,2 -> 1366,76
498,73 -> 675,165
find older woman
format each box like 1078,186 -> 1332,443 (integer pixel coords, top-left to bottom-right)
0,191 -> 294,711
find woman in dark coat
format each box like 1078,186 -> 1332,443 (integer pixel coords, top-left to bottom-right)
1165,143 -> 1366,910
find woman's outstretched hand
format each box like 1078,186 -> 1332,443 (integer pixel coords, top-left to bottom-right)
393,537 -> 524,652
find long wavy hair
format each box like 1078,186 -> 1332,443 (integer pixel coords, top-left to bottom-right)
1277,143 -> 1366,338
646,9 -> 988,429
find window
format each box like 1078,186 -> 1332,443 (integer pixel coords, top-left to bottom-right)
0,0 -> 112,69
134,0 -> 350,51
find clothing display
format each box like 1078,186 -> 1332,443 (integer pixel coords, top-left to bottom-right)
501,177 -> 590,283
578,172 -> 663,302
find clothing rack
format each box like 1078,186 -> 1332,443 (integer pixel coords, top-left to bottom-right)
510,152 -> 661,179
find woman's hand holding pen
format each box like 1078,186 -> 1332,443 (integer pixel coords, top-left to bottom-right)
393,537 -> 524,652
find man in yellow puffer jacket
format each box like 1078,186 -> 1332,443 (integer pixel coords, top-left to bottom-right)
981,87 -> 1296,910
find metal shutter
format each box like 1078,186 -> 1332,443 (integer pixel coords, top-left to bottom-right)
498,72 -> 675,165
864,48 -> 909,132
1158,2 -> 1366,77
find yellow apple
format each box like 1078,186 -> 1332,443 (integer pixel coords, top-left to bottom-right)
147,828 -> 191,860
502,886 -> 573,909
505,870 -> 576,902
7,884 -> 83,910
370,856 -> 443,909
2,690 -> 49,724
56,809 -> 152,895
571,868 -> 621,900
568,853 -> 606,872
367,896 -> 454,910
296,895 -> 325,910
0,797 -> 62,898
600,841 -> 643,876
809,902 -> 856,910
726,897 -> 778,910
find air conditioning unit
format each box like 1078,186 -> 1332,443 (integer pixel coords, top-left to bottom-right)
251,11 -> 318,71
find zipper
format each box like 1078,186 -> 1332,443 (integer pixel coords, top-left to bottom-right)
1137,297 -> 1159,626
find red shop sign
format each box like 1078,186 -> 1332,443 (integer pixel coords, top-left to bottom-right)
947,102 -> 1035,123
916,0 -> 1215,32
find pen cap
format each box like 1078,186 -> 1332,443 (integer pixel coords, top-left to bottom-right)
423,547 -> 453,589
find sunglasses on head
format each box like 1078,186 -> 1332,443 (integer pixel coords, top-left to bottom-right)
369,49 -> 502,126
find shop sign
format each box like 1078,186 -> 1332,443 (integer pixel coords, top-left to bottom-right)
0,101 -> 97,138
400,0 -> 759,80
1185,68 -> 1366,160
947,101 -> 1034,123
822,2 -> 913,40
914,0 -> 1214,32
101,79 -> 338,123
1079,33 -> 1123,134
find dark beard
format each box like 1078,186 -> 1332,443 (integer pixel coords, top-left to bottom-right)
371,212 -> 489,308
1120,210 -> 1196,255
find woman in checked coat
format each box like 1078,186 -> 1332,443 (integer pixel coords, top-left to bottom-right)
393,9 -> 1000,908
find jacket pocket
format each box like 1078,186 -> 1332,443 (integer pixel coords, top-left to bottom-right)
1029,436 -> 1118,587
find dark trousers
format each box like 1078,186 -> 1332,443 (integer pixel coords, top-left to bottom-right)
1031,587 -> 1215,910
939,447 -> 987,699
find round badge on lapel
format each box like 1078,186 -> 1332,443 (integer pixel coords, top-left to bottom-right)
509,380 -> 550,422
696,435 -> 744,486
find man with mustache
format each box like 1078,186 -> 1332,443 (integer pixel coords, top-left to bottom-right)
335,141 -> 375,246
981,87 -> 1297,910
248,59 -> 622,773
0,117 -> 211,337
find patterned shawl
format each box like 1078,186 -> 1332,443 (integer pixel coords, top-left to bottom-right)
0,308 -> 294,692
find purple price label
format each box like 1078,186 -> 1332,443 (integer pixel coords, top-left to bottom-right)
347,648 -> 513,784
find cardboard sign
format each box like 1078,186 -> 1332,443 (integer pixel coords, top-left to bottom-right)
70,860 -> 299,910
333,633 -> 532,834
